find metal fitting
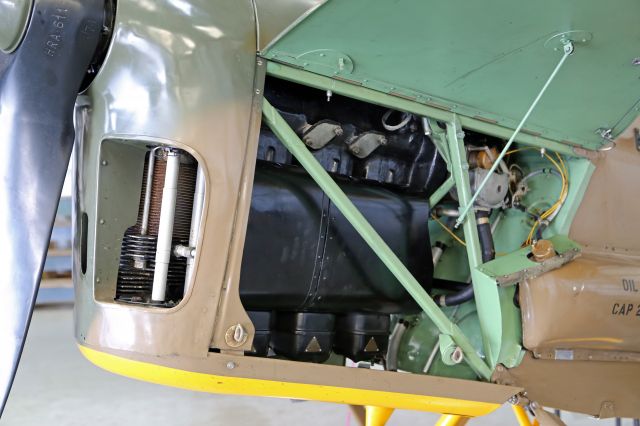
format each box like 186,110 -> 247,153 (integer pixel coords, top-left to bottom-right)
450,347 -> 464,364
224,323 -> 248,347
173,244 -> 195,259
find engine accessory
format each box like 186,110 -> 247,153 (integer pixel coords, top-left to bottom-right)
467,168 -> 509,208
468,147 -> 499,170
239,163 -> 433,314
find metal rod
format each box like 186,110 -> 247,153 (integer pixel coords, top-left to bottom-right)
184,164 -> 205,295
141,147 -> 161,235
262,98 -> 492,379
151,150 -> 180,302
455,42 -> 574,228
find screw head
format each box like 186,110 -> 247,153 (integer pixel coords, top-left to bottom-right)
101,160 -> 108,166
226,362 -> 236,370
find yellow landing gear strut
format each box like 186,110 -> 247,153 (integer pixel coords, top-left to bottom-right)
356,404 -> 553,426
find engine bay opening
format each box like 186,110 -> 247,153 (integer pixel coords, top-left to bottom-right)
96,76 -> 594,380
229,76 -> 592,376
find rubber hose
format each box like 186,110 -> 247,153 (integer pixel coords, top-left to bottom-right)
434,211 -> 495,307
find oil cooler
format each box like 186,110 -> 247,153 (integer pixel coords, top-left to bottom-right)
520,254 -> 640,361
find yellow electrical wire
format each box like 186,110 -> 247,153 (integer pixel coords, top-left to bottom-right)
432,147 -> 568,250
505,147 -> 568,246
430,214 -> 466,247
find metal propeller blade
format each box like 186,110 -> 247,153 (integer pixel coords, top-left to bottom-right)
0,0 -> 104,415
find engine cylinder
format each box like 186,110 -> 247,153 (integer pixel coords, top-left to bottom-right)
115,149 -> 197,304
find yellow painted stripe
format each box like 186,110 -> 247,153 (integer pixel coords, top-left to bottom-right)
78,345 -> 500,416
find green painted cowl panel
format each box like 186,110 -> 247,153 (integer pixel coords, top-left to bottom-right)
262,0 -> 640,150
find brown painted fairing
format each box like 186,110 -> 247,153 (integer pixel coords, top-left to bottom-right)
509,125 -> 640,417
493,352 -> 640,418
74,0 -> 263,358
570,124 -> 640,256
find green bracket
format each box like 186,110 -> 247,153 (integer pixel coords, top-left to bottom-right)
428,176 -> 454,208
478,235 -> 581,286
262,98 -> 493,380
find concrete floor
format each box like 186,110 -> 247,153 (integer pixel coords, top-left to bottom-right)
1,306 -> 626,425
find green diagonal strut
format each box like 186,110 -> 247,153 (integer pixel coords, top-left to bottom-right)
262,98 -> 492,380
